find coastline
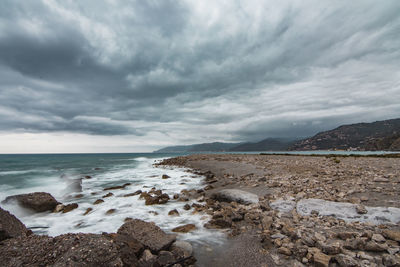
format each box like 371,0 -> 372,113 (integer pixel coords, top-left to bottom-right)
157,153 -> 400,266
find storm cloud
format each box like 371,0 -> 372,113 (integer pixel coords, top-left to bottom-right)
1,0 -> 400,152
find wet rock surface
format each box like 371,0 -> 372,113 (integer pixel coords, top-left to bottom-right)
2,192 -> 60,212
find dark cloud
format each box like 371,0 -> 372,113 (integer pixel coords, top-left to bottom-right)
0,0 -> 400,150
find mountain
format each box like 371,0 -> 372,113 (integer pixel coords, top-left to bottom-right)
153,142 -> 240,153
290,118 -> 400,151
229,138 -> 296,151
154,138 -> 297,153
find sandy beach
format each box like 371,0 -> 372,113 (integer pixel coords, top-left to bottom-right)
157,154 -> 400,266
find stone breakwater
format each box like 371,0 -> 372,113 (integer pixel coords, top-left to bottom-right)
0,206 -> 196,267
156,154 -> 400,266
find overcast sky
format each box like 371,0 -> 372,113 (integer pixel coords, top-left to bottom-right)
1,0 -> 400,153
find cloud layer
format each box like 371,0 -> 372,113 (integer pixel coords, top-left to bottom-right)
1,0 -> 400,152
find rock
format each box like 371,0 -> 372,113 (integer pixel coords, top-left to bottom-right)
94,199 -> 104,205
205,218 -> 232,229
123,190 -> 142,197
383,230 -> 400,242
104,183 -> 131,191
371,233 -> 386,243
106,209 -> 117,215
172,224 -> 196,233
112,231 -> 144,266
103,192 -> 114,198
62,203 -> 78,213
157,251 -> 176,266
162,174 -> 170,179
211,189 -> 259,205
168,209 -> 180,216
278,247 -> 292,256
54,204 -> 64,212
138,249 -> 157,267
334,254 -> 359,267
83,208 -> 93,215
313,252 -> 331,267
0,207 -> 28,241
373,177 -> 390,182
117,219 -> 176,253
171,240 -> 193,258
356,204 -> 368,214
0,233 -> 125,267
364,241 -> 388,252
318,241 -> 342,255
382,254 -> 400,267
183,204 -> 191,210
3,192 -> 60,212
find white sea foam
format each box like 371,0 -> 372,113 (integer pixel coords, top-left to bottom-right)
0,170 -> 34,175
1,157 -> 225,245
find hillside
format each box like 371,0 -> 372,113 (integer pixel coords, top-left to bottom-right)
229,138 -> 296,151
154,142 -> 240,153
290,118 -> 400,151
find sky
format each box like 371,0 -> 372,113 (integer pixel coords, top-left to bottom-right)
0,0 -> 400,153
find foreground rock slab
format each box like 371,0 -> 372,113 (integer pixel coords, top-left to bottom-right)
211,189 -> 259,205
117,219 -> 176,253
3,192 -> 60,212
0,234 -> 124,267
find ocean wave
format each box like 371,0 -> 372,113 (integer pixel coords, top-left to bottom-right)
0,170 -> 34,175
133,157 -> 149,162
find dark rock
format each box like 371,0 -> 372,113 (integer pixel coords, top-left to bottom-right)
157,250 -> 176,266
3,192 -> 60,212
83,208 -> 93,215
117,219 -> 176,253
162,174 -> 170,179
334,254 -> 359,267
0,234 -> 124,267
112,232 -> 143,266
104,183 -> 131,191
0,207 -> 28,241
93,199 -> 104,205
204,218 -> 232,229
123,190 -> 142,197
62,203 -> 78,213
168,209 -> 180,216
183,204 -> 191,210
103,192 -> 114,198
172,224 -> 196,233
106,209 -> 117,215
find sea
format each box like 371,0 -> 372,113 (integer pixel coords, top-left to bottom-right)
0,151 -> 396,245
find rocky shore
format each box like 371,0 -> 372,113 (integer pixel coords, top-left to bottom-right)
0,206 -> 196,267
156,154 -> 400,267
1,153 -> 400,266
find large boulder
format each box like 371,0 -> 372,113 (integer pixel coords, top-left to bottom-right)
0,233 -> 124,267
211,189 -> 259,205
117,219 -> 176,253
0,207 -> 28,241
3,192 -> 60,212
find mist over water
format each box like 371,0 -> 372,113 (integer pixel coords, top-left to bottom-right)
0,153 -> 225,245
